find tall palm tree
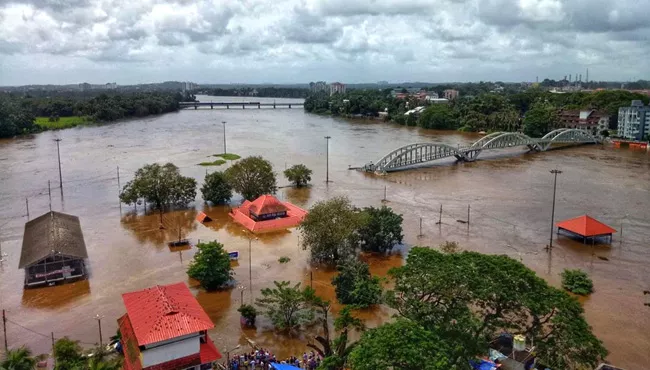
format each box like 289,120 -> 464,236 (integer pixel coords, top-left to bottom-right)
0,347 -> 37,370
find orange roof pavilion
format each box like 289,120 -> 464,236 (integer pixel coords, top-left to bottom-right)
230,194 -> 307,233
556,215 -> 616,244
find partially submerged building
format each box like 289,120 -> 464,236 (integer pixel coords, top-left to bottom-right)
19,211 -> 88,287
230,194 -> 308,233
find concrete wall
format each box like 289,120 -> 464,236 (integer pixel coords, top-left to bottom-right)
141,333 -> 200,368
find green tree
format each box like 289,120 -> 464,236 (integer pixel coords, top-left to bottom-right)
348,319 -> 452,370
0,347 -> 37,370
523,101 -> 558,137
255,281 -> 313,329
561,269 -> 594,295
237,304 -> 258,326
86,349 -> 122,370
120,163 -> 197,222
357,206 -> 403,253
417,104 -> 457,130
299,197 -> 365,265
187,241 -> 233,291
0,97 -> 37,138
54,337 -> 84,370
331,259 -> 382,307
385,247 -> 607,369
200,171 -> 232,204
225,156 -> 277,200
284,164 -> 313,187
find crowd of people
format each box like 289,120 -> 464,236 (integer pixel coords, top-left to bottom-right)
227,349 -> 323,370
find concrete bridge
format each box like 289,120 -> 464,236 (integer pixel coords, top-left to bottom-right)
179,101 -> 304,109
362,129 -> 599,173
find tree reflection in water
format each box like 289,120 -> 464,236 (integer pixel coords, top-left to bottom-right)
120,209 -> 198,249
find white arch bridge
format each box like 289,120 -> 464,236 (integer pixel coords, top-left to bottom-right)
362,129 -> 599,173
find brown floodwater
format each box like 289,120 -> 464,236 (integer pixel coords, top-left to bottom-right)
0,96 -> 649,369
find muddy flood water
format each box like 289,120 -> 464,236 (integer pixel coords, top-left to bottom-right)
0,96 -> 649,369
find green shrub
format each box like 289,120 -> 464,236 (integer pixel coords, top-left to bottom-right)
214,153 -> 241,160
278,256 -> 291,264
561,269 -> 593,295
237,304 -> 257,325
198,159 -> 226,166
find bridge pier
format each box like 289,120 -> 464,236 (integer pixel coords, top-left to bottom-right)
227,105 -> 229,109
242,104 -> 245,109
258,104 -> 261,109
289,104 -> 292,109
273,104 -> 276,109
194,105 -> 197,110
210,104 -> 213,109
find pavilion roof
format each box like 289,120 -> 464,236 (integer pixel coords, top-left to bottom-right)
556,215 -> 616,237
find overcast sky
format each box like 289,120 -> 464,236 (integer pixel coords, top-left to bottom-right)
0,0 -> 648,86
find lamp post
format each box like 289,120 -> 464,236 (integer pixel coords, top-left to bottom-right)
95,314 -> 104,347
548,169 -> 562,250
54,138 -> 63,191
222,121 -> 227,155
242,230 -> 258,303
324,136 -> 332,183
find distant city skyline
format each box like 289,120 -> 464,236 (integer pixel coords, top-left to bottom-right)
1,0 -> 648,86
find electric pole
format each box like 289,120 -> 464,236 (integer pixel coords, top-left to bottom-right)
2,309 -> 7,353
54,138 -> 63,191
222,121 -> 227,155
324,136 -> 331,183
549,169 -> 562,249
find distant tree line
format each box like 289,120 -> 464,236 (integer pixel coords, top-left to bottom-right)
0,91 -> 193,138
304,88 -> 649,136
197,87 -> 309,98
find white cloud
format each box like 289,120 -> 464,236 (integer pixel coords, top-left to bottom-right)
0,0 -> 648,85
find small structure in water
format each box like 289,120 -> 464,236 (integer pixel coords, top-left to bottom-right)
230,194 -> 307,233
19,211 -> 88,287
556,215 -> 616,244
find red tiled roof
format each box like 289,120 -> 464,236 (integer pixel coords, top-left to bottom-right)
556,215 -> 617,237
248,195 -> 288,215
230,199 -> 308,233
121,282 -> 214,346
200,335 -> 222,363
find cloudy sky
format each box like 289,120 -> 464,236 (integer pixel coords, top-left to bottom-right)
0,0 -> 648,85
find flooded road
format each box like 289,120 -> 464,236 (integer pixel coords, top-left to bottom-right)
1,96 -> 649,369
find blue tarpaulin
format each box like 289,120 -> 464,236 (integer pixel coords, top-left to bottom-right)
270,363 -> 302,370
470,359 -> 498,370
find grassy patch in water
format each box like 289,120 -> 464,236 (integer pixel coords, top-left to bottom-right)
213,153 -> 241,160
198,159 -> 227,166
35,116 -> 93,129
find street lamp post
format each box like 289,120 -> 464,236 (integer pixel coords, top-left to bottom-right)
242,230 -> 257,303
95,314 -> 104,347
548,169 -> 562,250
324,136 -> 331,183
222,121 -> 227,154
54,138 -> 63,191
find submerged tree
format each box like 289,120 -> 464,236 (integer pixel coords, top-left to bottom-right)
357,205 -> 403,253
225,156 -> 277,200
120,163 -> 197,222
331,258 -> 382,308
0,347 -> 37,370
284,164 -> 313,187
255,281 -> 313,329
299,197 -> 365,265
201,171 -> 232,205
187,241 -> 233,291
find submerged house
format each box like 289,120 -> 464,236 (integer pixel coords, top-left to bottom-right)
230,194 -> 308,233
19,211 -> 88,287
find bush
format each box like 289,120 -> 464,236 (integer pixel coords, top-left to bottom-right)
237,304 -> 257,326
278,256 -> 291,264
332,258 -> 382,308
201,171 -> 232,204
284,164 -> 313,187
561,269 -> 593,295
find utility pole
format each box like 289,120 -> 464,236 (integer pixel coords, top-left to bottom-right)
2,309 -> 7,353
549,169 -> 562,250
324,136 -> 331,183
242,231 -> 257,303
51,332 -> 55,367
418,217 -> 423,237
117,166 -> 122,213
48,180 -> 52,211
467,205 -> 471,226
25,198 -> 29,220
436,205 -> 442,225
382,186 -> 387,201
95,314 -> 103,347
310,271 -> 313,289
222,121 -> 227,155
54,138 -> 63,191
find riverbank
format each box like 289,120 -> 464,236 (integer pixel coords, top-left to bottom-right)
35,116 -> 94,130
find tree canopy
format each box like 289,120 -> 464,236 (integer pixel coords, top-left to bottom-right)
225,156 -> 277,200
54,337 -> 85,370
187,241 -> 233,291
523,101 -> 559,137
299,197 -> 365,265
348,319 -> 452,370
284,164 -> 313,187
331,258 -> 382,308
119,163 -> 197,220
417,104 -> 456,130
357,205 -> 403,253
200,171 -> 232,205
0,347 -> 37,370
385,247 -> 607,370
0,97 -> 37,138
255,281 -> 314,329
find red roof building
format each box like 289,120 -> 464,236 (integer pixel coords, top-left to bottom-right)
556,215 -> 616,244
557,109 -> 609,135
230,194 -> 307,233
118,282 -> 221,370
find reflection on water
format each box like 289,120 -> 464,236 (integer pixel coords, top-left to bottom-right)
0,102 -> 648,369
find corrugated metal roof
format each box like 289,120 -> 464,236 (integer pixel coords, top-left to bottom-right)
19,211 -> 88,269
121,282 -> 214,346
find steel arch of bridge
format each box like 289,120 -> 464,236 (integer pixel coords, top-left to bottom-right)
364,129 -> 598,173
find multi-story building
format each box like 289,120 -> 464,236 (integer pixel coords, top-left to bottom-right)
182,82 -> 197,91
443,89 -> 459,100
330,82 -> 346,96
558,109 -> 610,136
618,100 -> 650,140
118,282 -> 221,370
